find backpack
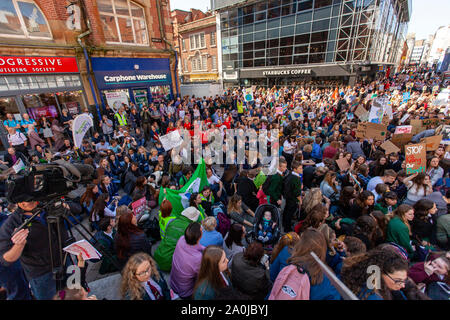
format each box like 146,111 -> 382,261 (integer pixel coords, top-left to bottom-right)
212,203 -> 231,237
269,264 -> 310,300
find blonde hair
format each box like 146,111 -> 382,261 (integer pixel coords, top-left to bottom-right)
120,253 -> 161,300
202,216 -> 217,231
116,205 -> 131,218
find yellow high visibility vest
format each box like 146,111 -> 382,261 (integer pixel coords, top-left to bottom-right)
115,113 -> 127,126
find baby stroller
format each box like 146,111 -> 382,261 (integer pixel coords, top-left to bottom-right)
252,204 -> 282,250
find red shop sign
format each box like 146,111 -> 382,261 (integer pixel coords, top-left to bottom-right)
0,56 -> 79,74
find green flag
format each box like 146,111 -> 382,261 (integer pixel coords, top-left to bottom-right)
158,158 -> 209,217
254,170 -> 266,189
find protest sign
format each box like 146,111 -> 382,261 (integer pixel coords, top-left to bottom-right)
159,130 -> 182,151
420,135 -> 442,151
355,122 -> 367,139
365,122 -> 387,141
336,158 -> 350,172
399,113 -> 410,124
347,112 -> 354,120
63,240 -> 102,261
368,105 -> 383,123
131,197 -> 147,216
442,125 -> 450,145
12,158 -> 26,173
410,119 -> 424,135
244,88 -> 253,102
394,125 -> 412,135
105,91 -> 128,112
391,133 -> 413,148
402,92 -> 410,104
290,107 -> 303,120
380,140 -> 400,154
384,103 -> 393,120
275,107 -> 283,115
354,106 -> 369,121
405,143 -> 426,175
308,112 -> 315,119
422,118 -> 441,128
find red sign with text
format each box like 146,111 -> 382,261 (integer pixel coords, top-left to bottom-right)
0,56 -> 79,74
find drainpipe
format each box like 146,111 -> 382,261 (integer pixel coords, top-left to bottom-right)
77,30 -> 101,120
156,0 -> 181,98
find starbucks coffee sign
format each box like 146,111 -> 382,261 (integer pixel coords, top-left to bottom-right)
262,69 -> 312,76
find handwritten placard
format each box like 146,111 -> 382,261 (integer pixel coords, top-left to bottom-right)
405,143 -> 426,175
380,140 -> 400,154
391,133 -> 413,148
394,125 -> 412,135
420,135 -> 442,151
131,197 -> 147,216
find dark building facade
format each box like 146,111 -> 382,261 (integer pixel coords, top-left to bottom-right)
212,0 -> 411,87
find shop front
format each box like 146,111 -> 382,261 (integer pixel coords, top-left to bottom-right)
0,55 -> 87,151
91,57 -> 173,110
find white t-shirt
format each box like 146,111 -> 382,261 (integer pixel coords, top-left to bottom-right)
207,174 -> 220,185
367,176 -> 383,192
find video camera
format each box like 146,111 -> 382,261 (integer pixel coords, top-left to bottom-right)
6,160 -> 94,203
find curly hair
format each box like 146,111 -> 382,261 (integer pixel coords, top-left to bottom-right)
340,249 -> 408,300
120,253 -> 161,300
301,188 -> 323,214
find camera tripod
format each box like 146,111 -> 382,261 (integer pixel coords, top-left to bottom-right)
14,197 -> 120,292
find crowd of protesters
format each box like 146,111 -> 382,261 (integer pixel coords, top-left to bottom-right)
0,68 -> 449,301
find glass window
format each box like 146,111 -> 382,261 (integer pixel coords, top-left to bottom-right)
310,42 -> 327,53
6,77 -> 18,90
268,1 -> 279,9
0,0 -> 52,39
314,0 -> 333,9
267,28 -> 279,39
281,15 -> 296,26
99,0 -> 148,45
255,11 -> 266,21
268,38 -> 279,48
267,18 -> 280,29
243,42 -> 253,51
254,21 -> 266,31
293,55 -> 308,64
309,53 -> 325,63
330,17 -> 338,29
298,1 -> 313,12
296,11 -> 312,23
295,45 -> 309,54
243,33 -> 253,42
266,57 -> 278,66
332,4 -> 341,16
243,60 -> 253,68
312,19 -> 330,32
281,4 -> 295,16
254,50 -> 265,58
268,7 -> 281,19
279,56 -> 292,65
311,31 -> 329,42
46,75 -> 57,88
254,59 -> 265,67
255,41 -> 265,50
243,51 -> 253,59
314,7 -> 332,20
210,32 -> 216,45
254,31 -> 266,41
243,14 -> 254,25
268,48 -> 279,57
255,3 -> 267,11
280,36 -> 294,46
229,18 -> 238,27
281,26 -> 295,37
296,23 -> 311,34
243,25 -> 253,34
329,29 -> 337,41
295,34 -> 310,44
280,46 -> 293,56
327,40 -> 336,52
326,52 -> 334,62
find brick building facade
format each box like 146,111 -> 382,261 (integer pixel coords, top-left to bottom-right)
172,9 -> 219,83
0,0 -> 178,150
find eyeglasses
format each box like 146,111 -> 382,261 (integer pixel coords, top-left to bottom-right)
135,268 -> 151,277
385,273 -> 407,285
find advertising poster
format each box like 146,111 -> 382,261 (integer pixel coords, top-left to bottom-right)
64,101 -> 80,116
105,91 -> 129,111
28,105 -> 59,119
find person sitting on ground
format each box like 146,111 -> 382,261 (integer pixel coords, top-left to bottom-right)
170,222 -> 205,299
374,191 -> 398,215
199,216 -> 224,247
92,217 -> 119,275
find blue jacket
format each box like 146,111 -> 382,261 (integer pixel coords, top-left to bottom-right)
326,249 -> 346,277
270,246 -> 292,282
311,143 -> 323,160
199,230 -> 224,247
310,273 -> 341,300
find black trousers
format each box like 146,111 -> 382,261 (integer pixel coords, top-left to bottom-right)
283,200 -> 298,232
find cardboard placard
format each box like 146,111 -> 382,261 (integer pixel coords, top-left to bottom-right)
422,118 -> 441,128
394,125 -> 412,135
365,122 -> 388,141
380,140 -> 401,154
442,125 -> 450,145
354,106 -> 369,121
391,133 -> 413,148
410,119 -> 424,135
336,158 -> 350,171
405,143 -> 426,175
355,122 -> 368,139
420,135 -> 443,151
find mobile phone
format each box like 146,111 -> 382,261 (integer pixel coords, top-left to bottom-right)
260,254 -> 269,265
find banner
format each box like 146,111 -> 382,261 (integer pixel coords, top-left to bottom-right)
72,113 -> 94,148
105,91 -> 129,111
159,130 -> 182,151
290,107 -> 303,120
405,143 -> 426,175
158,158 -> 209,217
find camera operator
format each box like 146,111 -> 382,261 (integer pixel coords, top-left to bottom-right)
0,199 -> 71,300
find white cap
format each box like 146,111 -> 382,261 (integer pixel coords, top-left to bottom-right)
181,206 -> 200,222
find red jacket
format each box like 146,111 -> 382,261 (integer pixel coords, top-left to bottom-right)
323,146 -> 338,159
408,262 -> 447,285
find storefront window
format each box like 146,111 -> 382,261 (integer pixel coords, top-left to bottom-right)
22,92 -> 59,121
102,89 -> 131,111
132,89 -> 148,109
56,90 -> 85,116
149,86 -> 170,104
